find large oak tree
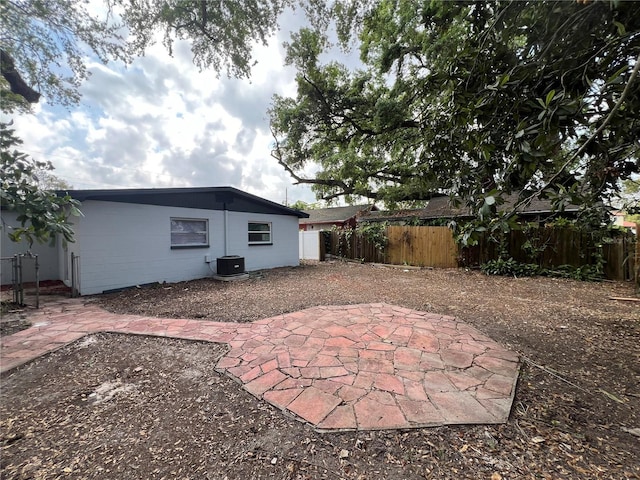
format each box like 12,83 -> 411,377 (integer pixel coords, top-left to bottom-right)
270,0 -> 640,238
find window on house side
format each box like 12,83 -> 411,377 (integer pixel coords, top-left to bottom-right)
248,222 -> 272,245
171,218 -> 209,248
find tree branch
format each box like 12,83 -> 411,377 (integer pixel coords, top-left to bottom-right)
301,73 -> 418,138
269,127 -> 350,193
512,51 -> 640,214
0,49 -> 40,103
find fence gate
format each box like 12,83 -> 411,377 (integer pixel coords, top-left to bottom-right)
299,231 -> 322,261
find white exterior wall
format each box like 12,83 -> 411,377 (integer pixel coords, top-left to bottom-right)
0,211 -> 59,285
71,201 -> 222,295
72,201 -> 300,295
224,211 -> 300,271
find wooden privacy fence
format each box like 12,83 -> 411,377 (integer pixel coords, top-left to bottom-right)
460,227 -> 636,281
324,226 -> 636,281
324,230 -> 386,263
324,226 -> 457,268
603,233 -> 637,282
386,226 -> 458,268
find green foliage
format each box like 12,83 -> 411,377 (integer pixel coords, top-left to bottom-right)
545,264 -> 604,282
480,257 -> 604,282
270,0 -> 640,240
0,123 -> 80,247
519,222 -> 552,261
330,225 -> 353,258
620,178 -> 640,218
1,1 -> 126,246
112,0 -> 295,79
544,217 -> 576,229
289,200 -> 320,211
1,0 -> 335,107
481,258 -> 541,277
0,0 -> 337,249
356,221 -> 388,251
1,0 -> 131,108
622,179 -> 640,195
477,216 -> 623,281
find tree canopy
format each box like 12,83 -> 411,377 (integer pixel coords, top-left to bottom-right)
112,0 -> 293,79
2,0 -> 639,247
270,0 -> 640,236
0,0 -> 333,107
0,0 -> 133,109
0,123 -> 80,247
0,0 -> 327,245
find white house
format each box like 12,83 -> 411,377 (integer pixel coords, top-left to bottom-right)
1,187 -> 308,295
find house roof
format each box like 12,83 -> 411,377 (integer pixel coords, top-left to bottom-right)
299,204 -> 376,225
358,194 -> 580,223
57,186 -> 309,218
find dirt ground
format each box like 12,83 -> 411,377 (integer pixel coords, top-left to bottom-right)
1,261 -> 639,479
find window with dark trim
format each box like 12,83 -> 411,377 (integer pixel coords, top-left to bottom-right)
248,222 -> 272,245
171,218 -> 209,248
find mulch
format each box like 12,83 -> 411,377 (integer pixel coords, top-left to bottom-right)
1,262 -> 638,479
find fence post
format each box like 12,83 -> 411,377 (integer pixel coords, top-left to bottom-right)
635,223 -> 640,293
11,255 -> 18,304
34,254 -> 40,308
18,254 -> 24,305
71,253 -> 77,297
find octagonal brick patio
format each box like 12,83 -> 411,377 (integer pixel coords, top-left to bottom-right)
215,304 -> 520,431
1,301 -> 520,431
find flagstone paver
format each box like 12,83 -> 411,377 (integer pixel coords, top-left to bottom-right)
1,299 -> 520,431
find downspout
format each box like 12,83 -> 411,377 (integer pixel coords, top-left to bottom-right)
224,203 -> 229,256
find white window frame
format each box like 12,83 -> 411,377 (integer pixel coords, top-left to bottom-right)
170,217 -> 209,248
248,221 -> 272,245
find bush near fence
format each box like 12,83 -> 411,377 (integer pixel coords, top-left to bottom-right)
323,226 -> 636,281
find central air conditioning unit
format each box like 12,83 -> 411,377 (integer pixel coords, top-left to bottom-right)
216,255 -> 245,276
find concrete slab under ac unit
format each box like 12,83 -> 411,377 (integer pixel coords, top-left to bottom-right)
211,273 -> 250,282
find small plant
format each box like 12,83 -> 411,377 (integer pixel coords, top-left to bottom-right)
356,222 -> 388,251
481,258 -> 604,281
543,264 -> 604,282
481,258 -> 540,277
330,226 -> 353,258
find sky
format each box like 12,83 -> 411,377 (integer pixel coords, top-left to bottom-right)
6,7 -> 352,207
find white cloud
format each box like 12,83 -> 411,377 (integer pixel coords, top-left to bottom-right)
6,17 -> 320,205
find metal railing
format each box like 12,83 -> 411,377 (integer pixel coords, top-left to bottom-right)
1,253 -> 40,307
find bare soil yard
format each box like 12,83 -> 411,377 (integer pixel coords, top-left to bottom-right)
1,261 -> 639,479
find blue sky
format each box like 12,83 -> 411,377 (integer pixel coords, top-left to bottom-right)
6,6 -> 347,206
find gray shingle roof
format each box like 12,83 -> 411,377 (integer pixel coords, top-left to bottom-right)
358,194 -> 580,223
300,204 -> 375,224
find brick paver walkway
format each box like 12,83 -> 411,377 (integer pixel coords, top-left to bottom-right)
1,298 -> 520,431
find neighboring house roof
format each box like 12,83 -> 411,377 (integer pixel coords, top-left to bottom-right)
299,204 -> 376,225
358,194 -> 580,223
612,211 -> 637,228
56,186 -> 309,218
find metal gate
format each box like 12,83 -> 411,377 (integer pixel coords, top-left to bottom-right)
1,253 -> 40,308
